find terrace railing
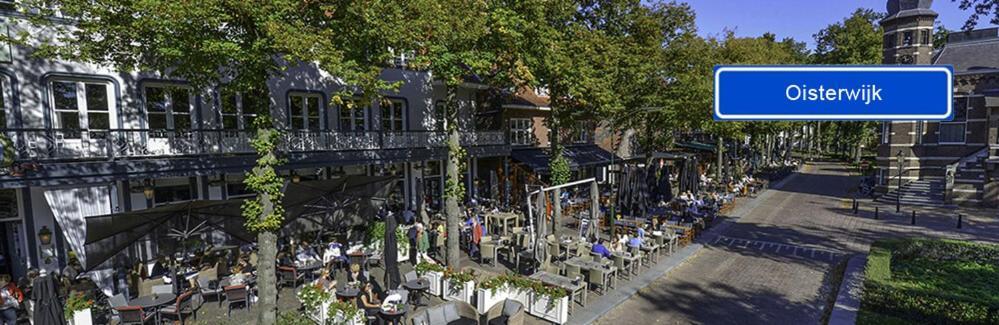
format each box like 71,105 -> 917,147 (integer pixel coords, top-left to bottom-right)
3,128 -> 507,161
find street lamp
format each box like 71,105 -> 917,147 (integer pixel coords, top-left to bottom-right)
895,150 -> 904,213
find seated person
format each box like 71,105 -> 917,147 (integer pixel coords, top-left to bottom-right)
295,242 -> 320,266
627,233 -> 643,249
313,268 -> 337,292
346,263 -> 367,285
323,242 -> 346,267
357,282 -> 381,317
591,239 -> 612,259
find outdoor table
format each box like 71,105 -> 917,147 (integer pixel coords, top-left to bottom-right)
530,271 -> 586,313
379,306 -> 407,325
486,212 -> 520,235
401,278 -> 430,306
296,263 -> 323,282
336,286 -> 361,301
565,257 -> 618,290
129,293 -> 176,324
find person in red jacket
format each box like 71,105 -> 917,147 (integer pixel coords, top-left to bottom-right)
0,274 -> 23,325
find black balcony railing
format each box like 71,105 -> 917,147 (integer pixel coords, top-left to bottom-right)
2,128 -> 508,161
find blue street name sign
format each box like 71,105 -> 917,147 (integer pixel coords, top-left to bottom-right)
714,66 -> 953,121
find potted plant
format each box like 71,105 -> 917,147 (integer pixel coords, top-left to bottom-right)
441,268 -> 475,304
297,284 -> 333,324
415,261 -> 446,296
527,284 -> 570,324
476,274 -> 532,314
327,300 -> 364,325
64,292 -> 94,325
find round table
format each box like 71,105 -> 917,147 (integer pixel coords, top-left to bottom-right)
379,307 -> 407,325
129,293 -> 176,324
336,287 -> 361,301
402,279 -> 430,306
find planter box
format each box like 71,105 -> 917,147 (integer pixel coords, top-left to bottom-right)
476,286 -> 531,314
442,280 -> 475,305
529,293 -> 569,324
309,301 -> 364,325
422,271 -> 444,297
69,308 -> 92,325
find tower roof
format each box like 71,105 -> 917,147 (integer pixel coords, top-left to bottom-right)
882,0 -> 937,24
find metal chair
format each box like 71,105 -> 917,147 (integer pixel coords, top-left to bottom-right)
564,263 -> 582,281
107,293 -> 129,323
159,290 -> 196,324
115,306 -> 155,325
277,266 -> 301,289
223,285 -> 250,317
480,241 -> 498,267
587,267 -> 609,294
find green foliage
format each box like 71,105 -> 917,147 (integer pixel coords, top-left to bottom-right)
444,269 -> 475,291
479,273 -> 569,302
415,261 -> 446,276
296,283 -> 332,314
326,300 -> 363,324
242,123 -> 286,233
955,0 -> 999,30
0,134 -> 14,168
934,24 -> 952,50
859,239 -> 999,324
549,148 -> 570,185
813,9 -> 884,65
276,312 -> 312,325
64,292 -> 93,320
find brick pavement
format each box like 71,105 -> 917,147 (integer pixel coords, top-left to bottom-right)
596,161 -> 999,325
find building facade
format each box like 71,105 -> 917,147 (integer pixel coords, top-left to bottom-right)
877,0 -> 999,207
0,10 -> 514,279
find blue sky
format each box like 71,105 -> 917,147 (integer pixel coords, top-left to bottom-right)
683,0 -> 999,49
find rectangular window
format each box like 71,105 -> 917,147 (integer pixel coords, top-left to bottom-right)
903,31 -> 913,46
288,93 -> 322,130
938,123 -> 966,143
153,184 -> 193,206
338,100 -> 368,131
881,122 -> 890,144
381,99 -> 405,131
940,97 -> 970,144
434,101 -> 447,131
920,30 -> 930,45
914,121 -> 924,144
240,87 -> 267,129
144,84 -> 194,136
51,80 -> 114,139
509,118 -> 534,146
574,121 -> 593,143
219,91 -> 239,129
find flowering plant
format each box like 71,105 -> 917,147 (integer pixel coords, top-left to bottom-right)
297,284 -> 332,313
64,292 -> 94,320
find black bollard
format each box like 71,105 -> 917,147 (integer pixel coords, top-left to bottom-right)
911,210 -> 916,225
957,214 -> 963,229
852,198 -> 858,214
874,206 -> 879,220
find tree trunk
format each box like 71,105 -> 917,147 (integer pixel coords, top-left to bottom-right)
444,87 -> 462,268
256,231 -> 277,325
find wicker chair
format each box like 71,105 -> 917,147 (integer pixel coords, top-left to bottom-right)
408,301 -> 478,325
484,299 -> 525,325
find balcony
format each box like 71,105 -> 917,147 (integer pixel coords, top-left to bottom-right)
4,128 -> 509,161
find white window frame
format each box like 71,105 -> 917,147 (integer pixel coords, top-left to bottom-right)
49,79 -> 116,135
381,99 -> 406,131
143,84 -> 195,132
288,92 -> 323,130
881,122 -> 890,144
338,99 -> 369,132
0,77 -> 8,129
509,118 -> 534,146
